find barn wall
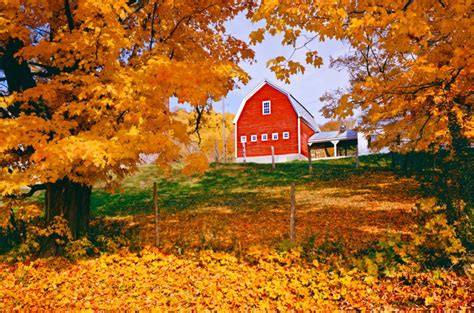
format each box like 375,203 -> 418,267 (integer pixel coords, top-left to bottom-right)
300,119 -> 316,157
236,84 -> 299,158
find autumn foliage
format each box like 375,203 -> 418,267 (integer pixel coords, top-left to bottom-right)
1,0 -> 473,309
250,0 -> 473,240
1,0 -> 253,236
251,0 -> 472,152
1,248 -> 471,310
175,108 -> 234,162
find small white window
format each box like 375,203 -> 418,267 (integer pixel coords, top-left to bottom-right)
262,100 -> 271,115
240,135 -> 247,143
261,134 -> 268,141
272,133 -> 278,140
250,135 -> 257,142
283,132 -> 290,139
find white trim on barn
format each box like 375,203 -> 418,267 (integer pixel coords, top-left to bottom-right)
236,153 -> 306,164
297,117 -> 301,154
234,123 -> 238,159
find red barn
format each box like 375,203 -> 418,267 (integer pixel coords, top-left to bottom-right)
233,80 -> 320,163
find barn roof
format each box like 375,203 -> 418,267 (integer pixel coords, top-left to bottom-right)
233,79 -> 321,132
308,130 -> 358,143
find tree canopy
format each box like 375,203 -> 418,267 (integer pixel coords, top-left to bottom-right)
251,0 -> 473,153
0,0 -> 255,236
1,0 -> 253,193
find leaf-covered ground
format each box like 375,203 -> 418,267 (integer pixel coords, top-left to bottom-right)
1,249 -> 471,310
2,157 -> 472,309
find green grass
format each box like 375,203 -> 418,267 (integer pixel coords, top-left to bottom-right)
91,154 -> 393,217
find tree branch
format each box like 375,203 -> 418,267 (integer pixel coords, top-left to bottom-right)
402,0 -> 414,11
160,3 -> 217,44
7,184 -> 47,200
192,105 -> 205,146
64,0 -> 75,32
149,1 -> 158,50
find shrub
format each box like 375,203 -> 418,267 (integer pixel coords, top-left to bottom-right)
0,207 -> 141,262
409,199 -> 468,268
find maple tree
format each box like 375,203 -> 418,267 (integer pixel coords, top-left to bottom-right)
250,0 -> 473,219
0,0 -> 254,237
319,118 -> 356,132
175,108 -> 234,162
251,0 -> 472,151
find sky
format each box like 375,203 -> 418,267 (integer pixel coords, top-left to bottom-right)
217,13 -> 351,125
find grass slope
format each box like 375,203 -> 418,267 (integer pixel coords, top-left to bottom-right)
90,155 -> 419,252
92,155 -> 397,216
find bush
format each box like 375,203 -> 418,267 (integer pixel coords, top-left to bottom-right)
0,206 -> 141,262
409,199 -> 468,268
356,199 -> 469,277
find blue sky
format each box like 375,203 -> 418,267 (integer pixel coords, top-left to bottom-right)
219,14 -> 351,125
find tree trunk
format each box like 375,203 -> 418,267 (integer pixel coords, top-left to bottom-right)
45,178 -> 92,239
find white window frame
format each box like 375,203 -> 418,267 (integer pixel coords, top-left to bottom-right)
272,132 -> 279,140
240,135 -> 247,143
261,134 -> 268,141
262,100 -> 271,115
283,131 -> 290,139
250,134 -> 257,142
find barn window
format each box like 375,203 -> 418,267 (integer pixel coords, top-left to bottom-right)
283,132 -> 290,139
251,135 -> 257,142
261,134 -> 268,141
240,135 -> 247,143
272,133 -> 278,140
262,101 -> 271,115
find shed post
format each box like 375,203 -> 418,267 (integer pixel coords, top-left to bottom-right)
242,142 -> 246,163
308,144 -> 312,172
331,140 -> 339,157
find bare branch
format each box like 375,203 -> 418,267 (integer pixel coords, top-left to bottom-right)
149,1 -> 158,50
64,0 -> 75,32
402,0 -> 414,11
7,184 -> 47,200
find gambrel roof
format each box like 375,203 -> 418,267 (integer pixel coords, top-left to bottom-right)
233,79 -> 321,132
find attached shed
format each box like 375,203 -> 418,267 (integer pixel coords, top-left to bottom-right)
308,128 -> 358,159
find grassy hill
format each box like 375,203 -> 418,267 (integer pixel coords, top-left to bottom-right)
88,155 -> 419,253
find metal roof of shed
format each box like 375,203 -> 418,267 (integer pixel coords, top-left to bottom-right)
308,130 -> 358,143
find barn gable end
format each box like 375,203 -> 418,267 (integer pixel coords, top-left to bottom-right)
234,79 -> 319,163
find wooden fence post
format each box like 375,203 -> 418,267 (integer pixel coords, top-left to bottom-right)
308,144 -> 312,173
153,182 -> 159,247
271,146 -> 275,169
290,182 -> 296,242
214,140 -> 219,163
